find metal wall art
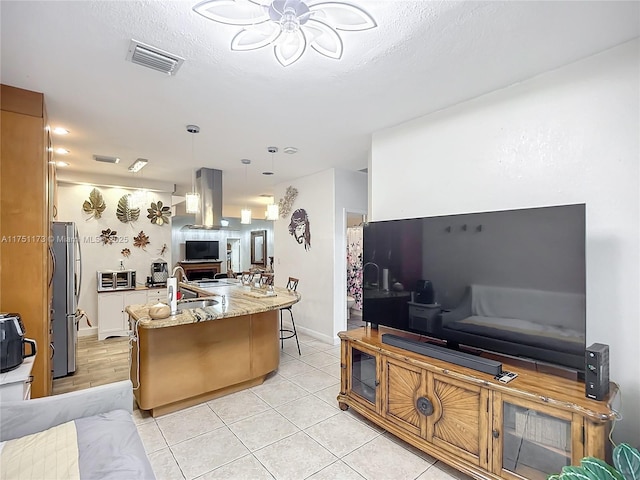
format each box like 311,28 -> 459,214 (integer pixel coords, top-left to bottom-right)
99,228 -> 118,245
133,231 -> 150,250
278,186 -> 298,219
83,188 -> 106,220
116,195 -> 140,223
121,248 -> 131,258
288,208 -> 311,251
147,201 -> 171,225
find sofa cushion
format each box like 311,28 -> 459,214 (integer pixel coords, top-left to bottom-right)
0,409 -> 155,480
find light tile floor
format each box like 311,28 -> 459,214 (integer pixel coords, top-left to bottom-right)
55,323 -> 472,480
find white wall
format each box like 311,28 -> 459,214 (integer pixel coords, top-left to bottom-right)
371,40 -> 639,444
273,168 -> 367,343
57,184 -> 173,335
274,169 -> 336,343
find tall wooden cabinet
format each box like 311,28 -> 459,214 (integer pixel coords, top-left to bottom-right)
339,327 -> 617,480
1,84 -> 54,397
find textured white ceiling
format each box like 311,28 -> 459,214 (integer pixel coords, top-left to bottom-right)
1,0 -> 638,214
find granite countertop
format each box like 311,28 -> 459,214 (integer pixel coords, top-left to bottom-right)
125,281 -> 301,329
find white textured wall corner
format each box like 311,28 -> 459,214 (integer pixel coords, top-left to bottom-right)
370,40 -> 639,443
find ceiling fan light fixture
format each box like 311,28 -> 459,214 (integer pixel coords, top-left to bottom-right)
193,0 -> 376,67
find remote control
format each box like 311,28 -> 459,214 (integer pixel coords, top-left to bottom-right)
495,371 -> 518,383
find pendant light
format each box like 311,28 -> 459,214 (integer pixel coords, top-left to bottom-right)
185,125 -> 200,214
240,159 -> 252,224
265,147 -> 279,221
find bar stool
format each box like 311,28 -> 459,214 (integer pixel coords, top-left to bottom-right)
260,273 -> 274,286
240,271 -> 254,285
280,277 -> 300,355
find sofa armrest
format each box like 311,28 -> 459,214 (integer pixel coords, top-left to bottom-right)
441,286 -> 472,326
0,380 -> 133,442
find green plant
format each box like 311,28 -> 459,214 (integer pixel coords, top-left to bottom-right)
548,443 -> 640,480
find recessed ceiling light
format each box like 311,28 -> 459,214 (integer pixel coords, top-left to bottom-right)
55,161 -> 69,167
53,127 -> 69,135
55,148 -> 70,155
93,154 -> 120,164
128,158 -> 149,172
283,147 -> 298,154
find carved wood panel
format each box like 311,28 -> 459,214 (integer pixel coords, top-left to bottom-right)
383,357 -> 425,435
427,373 -> 489,468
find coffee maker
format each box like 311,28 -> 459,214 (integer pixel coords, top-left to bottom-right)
149,259 -> 168,286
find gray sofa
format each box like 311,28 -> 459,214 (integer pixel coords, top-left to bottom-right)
0,380 -> 155,479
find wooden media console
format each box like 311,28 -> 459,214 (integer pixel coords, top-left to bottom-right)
338,327 -> 617,480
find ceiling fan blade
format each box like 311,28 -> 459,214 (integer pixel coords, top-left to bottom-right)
274,30 -> 307,66
305,19 -> 342,59
308,2 -> 377,31
231,23 -> 281,50
193,0 -> 269,26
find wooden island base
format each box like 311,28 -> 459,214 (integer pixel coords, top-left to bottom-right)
130,310 -> 279,417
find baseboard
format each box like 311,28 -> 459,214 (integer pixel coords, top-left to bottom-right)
78,327 -> 98,337
290,323 -> 340,346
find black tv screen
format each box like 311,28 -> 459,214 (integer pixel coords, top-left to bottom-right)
185,240 -> 219,261
362,204 -> 586,373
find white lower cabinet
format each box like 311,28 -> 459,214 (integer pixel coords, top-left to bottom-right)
147,288 -> 167,305
98,290 -> 148,340
0,356 -> 35,401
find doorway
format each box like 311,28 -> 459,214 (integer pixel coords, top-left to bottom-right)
227,238 -> 241,273
346,210 -> 366,330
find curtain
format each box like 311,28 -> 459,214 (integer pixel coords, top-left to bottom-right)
347,226 -> 363,309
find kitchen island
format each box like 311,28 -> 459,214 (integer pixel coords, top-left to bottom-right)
126,280 -> 300,416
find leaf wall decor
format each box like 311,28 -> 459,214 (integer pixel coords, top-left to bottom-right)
83,188 -> 106,220
116,195 -> 140,223
100,228 -> 118,245
147,201 -> 171,225
133,231 -> 150,250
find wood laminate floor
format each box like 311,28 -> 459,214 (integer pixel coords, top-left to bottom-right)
52,334 -> 130,395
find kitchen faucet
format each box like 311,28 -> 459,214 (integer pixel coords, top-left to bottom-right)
363,262 -> 380,290
171,265 -> 187,282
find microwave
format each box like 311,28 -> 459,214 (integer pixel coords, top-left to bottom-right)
97,269 -> 136,292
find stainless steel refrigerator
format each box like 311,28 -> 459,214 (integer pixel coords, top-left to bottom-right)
52,221 -> 82,378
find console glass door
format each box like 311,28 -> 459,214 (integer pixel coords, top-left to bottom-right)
351,347 -> 377,406
501,402 -> 572,480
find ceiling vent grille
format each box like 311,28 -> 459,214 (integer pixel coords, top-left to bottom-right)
93,154 -> 120,164
126,40 -> 184,75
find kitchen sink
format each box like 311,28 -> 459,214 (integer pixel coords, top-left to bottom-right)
176,298 -> 219,311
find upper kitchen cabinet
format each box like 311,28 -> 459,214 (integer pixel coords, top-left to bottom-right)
1,84 -> 54,397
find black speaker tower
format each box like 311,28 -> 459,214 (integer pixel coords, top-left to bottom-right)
585,343 -> 609,401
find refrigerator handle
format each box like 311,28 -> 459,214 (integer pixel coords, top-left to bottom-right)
48,243 -> 56,287
75,224 -> 83,306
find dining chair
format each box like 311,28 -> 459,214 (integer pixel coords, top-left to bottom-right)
279,277 -> 300,355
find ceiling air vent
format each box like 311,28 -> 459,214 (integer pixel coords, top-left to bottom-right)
126,40 -> 184,75
93,154 -> 120,164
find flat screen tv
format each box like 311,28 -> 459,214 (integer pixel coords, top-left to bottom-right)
362,204 -> 586,374
185,240 -> 219,261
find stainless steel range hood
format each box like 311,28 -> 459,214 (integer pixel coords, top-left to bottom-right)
188,167 -> 225,229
